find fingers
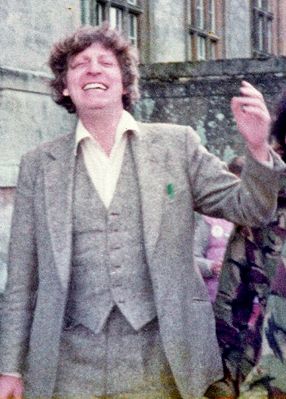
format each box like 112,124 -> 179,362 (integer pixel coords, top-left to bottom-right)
0,376 -> 24,399
237,106 -> 268,120
231,100 -> 271,130
231,96 -> 270,116
230,97 -> 247,118
231,81 -> 270,122
14,384 -> 24,399
239,80 -> 263,99
232,96 -> 266,108
231,80 -> 271,160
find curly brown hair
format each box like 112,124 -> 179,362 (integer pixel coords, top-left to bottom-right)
48,24 -> 140,113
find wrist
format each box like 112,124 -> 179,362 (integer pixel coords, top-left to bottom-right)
247,142 -> 270,163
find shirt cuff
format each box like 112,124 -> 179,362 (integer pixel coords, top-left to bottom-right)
0,372 -> 22,378
260,153 -> 274,168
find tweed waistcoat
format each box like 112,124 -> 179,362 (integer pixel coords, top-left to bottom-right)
65,141 -> 157,334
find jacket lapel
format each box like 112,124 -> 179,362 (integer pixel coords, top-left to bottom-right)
43,133 -> 75,292
42,125 -> 168,288
131,124 -> 167,263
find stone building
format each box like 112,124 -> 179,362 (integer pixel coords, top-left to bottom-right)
1,0 -> 286,291
81,1 -> 286,62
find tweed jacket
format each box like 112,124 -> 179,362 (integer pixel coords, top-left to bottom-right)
0,122 -> 284,399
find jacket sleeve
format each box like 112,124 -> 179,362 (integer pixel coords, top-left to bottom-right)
186,127 -> 285,227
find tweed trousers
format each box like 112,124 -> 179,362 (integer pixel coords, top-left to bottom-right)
53,307 -> 181,399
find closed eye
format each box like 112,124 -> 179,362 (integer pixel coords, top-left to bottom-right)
101,61 -> 114,67
69,56 -> 89,69
71,62 -> 87,70
99,55 -> 116,67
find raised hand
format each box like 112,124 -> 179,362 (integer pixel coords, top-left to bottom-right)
231,81 -> 271,162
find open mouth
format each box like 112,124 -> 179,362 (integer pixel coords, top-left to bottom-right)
83,82 -> 108,91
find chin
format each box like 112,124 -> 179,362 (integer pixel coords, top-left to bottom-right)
84,102 -> 107,110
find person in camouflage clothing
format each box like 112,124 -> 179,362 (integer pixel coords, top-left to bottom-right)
213,92 -> 286,399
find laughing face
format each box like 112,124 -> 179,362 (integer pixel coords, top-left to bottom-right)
63,42 -> 125,115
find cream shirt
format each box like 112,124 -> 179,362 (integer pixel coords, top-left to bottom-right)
75,110 -> 139,208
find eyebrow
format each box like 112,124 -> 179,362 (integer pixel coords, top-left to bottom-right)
69,49 -> 117,67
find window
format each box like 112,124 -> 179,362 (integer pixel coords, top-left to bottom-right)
197,36 -> 206,60
95,2 -> 104,25
195,0 -> 204,29
128,13 -> 138,45
189,0 -> 219,61
252,0 -> 273,57
208,0 -> 215,33
109,6 -> 124,30
82,0 -> 142,47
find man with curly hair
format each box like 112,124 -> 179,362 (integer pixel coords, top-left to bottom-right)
0,24 -> 284,399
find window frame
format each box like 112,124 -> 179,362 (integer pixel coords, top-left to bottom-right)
188,0 -> 219,61
82,0 -> 143,47
252,0 -> 273,58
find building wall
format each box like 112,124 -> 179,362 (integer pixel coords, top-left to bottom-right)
276,0 -> 286,56
0,68 -> 76,186
135,57 -> 286,158
140,0 -> 187,63
0,0 -> 81,187
0,0 -> 81,72
224,0 -> 251,59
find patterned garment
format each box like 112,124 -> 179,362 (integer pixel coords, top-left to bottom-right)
194,215 -> 234,303
213,176 -> 286,398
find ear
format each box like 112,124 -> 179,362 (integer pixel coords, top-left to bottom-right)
63,88 -> 69,96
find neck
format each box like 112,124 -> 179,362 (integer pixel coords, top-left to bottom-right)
79,107 -> 124,156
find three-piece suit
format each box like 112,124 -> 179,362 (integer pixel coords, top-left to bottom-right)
0,122 -> 284,398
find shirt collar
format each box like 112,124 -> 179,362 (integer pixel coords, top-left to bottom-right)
74,110 -> 139,155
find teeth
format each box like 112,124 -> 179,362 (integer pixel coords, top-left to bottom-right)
83,83 -> 107,91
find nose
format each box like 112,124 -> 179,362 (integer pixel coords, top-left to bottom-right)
87,58 -> 102,75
